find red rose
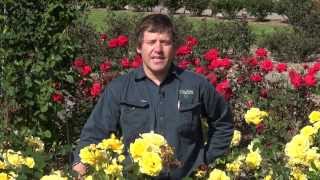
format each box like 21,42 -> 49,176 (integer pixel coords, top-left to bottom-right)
108,38 -> 118,48
117,35 -> 128,47
219,58 -> 232,69
236,76 -> 245,85
177,59 -> 190,69
276,63 -> 287,73
250,73 -> 263,83
255,48 -> 268,57
100,62 -> 112,72
245,100 -> 254,108
304,74 -> 317,87
289,70 -> 303,89
206,72 -> 217,86
193,58 -> 201,66
255,123 -> 265,134
307,62 -> 320,75
186,35 -> 198,47
176,45 -> 192,56
100,33 -> 108,41
204,48 -> 219,62
120,57 -> 130,69
216,80 -> 232,100
243,57 -> 258,67
52,92 -> 63,103
90,82 -> 102,97
131,55 -> 142,68
259,59 -> 273,72
195,66 -> 207,75
73,57 -> 86,68
260,88 -> 268,98
208,60 -> 219,70
81,65 -> 92,76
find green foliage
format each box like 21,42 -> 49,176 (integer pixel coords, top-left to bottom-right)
128,0 -> 159,11
183,0 -> 210,16
162,0 -> 184,15
0,0 -> 84,144
245,0 -> 274,21
259,29 -> 320,62
192,19 -> 254,57
211,0 -> 245,19
105,0 -> 128,10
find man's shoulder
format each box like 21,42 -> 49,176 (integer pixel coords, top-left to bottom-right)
178,68 -> 208,84
107,69 -> 137,89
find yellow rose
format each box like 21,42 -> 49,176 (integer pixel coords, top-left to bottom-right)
290,167 -> 307,180
208,169 -> 230,180
226,160 -> 241,174
309,111 -> 320,124
24,157 -> 35,168
285,134 -> 310,166
129,138 -> 150,162
79,145 -> 106,167
231,130 -> 241,147
104,160 -> 123,176
0,173 -> 9,180
4,150 -> 24,167
97,134 -> 124,154
140,132 -> 166,147
84,175 -> 93,180
0,160 -> 7,169
40,170 -> 67,180
305,147 -> 319,165
245,149 -> 262,169
264,175 -> 272,180
300,125 -> 317,137
244,108 -> 268,125
138,151 -> 162,176
25,136 -> 44,152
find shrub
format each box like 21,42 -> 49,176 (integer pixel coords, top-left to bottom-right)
162,0 -> 184,15
128,0 -> 159,12
183,0 -> 210,16
191,19 -> 255,58
0,0 -> 84,144
212,0 -> 245,19
259,29 -> 320,62
245,0 -> 274,21
105,0 -> 128,10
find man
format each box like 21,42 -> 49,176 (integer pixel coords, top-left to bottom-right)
73,14 -> 233,179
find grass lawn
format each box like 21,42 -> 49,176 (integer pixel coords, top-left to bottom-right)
86,8 -> 290,41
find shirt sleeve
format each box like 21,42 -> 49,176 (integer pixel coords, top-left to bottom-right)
201,80 -> 234,164
72,83 -> 121,164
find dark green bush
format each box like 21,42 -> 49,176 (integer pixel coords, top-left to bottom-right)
259,29 -> 320,62
128,0 -> 159,11
105,0 -> 128,10
245,0 -> 274,21
191,19 -> 254,57
183,0 -> 210,16
162,0 -> 184,15
212,0 -> 245,19
0,0 -> 84,144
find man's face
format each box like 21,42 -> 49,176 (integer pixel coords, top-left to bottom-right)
137,31 -> 175,76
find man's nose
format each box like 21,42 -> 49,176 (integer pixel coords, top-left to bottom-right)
154,41 -> 163,52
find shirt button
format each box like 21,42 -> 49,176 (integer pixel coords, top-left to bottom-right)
160,116 -> 164,120
159,101 -> 163,105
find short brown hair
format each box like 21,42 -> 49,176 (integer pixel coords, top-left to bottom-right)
135,14 -> 177,47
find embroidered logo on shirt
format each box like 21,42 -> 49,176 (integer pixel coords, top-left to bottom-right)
179,89 -> 194,95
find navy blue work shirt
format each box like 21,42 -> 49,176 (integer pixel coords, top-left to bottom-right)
73,64 -> 234,179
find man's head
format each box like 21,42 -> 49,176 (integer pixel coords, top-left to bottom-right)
136,14 -> 177,79
135,14 -> 177,48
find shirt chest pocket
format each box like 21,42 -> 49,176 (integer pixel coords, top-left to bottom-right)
120,100 -> 150,125
178,102 -> 202,141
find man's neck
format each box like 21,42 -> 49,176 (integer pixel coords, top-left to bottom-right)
143,65 -> 171,86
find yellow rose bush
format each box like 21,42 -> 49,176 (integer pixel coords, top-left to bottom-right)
128,132 -> 180,178
79,134 -> 125,179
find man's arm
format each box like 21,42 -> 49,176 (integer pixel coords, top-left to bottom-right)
72,83 -> 121,170
201,80 -> 234,164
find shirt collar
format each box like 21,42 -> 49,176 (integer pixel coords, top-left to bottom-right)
134,63 -> 182,81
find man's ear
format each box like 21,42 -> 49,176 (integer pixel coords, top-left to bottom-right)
136,47 -> 141,54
